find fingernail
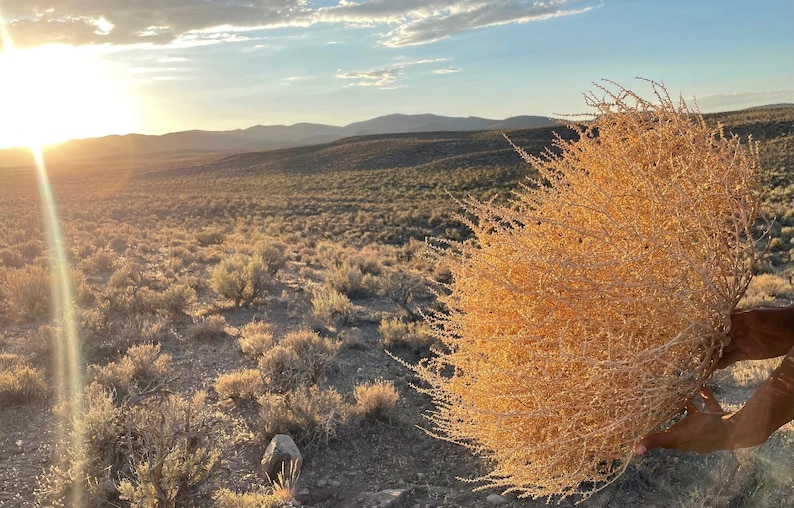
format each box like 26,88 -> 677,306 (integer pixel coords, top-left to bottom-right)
634,444 -> 646,455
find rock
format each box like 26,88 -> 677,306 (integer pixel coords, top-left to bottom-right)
260,434 -> 302,481
369,488 -> 408,507
486,493 -> 508,505
316,478 -> 328,488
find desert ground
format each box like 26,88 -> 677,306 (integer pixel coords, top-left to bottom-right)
1,107 -> 793,507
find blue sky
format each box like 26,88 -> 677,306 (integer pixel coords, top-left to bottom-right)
0,0 -> 792,148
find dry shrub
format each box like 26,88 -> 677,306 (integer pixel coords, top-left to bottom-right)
78,248 -> 116,275
211,253 -> 271,307
258,386 -> 352,446
156,282 -> 197,316
238,321 -> 276,358
379,317 -> 434,353
254,239 -> 288,277
3,264 -> 50,322
415,80 -> 763,501
0,354 -> 48,406
354,380 -> 400,420
728,358 -> 780,388
36,382 -> 123,506
215,369 -> 265,400
739,272 -> 793,307
89,343 -> 172,397
186,314 -> 229,341
117,391 -> 229,506
310,288 -> 352,328
258,330 -> 339,392
325,262 -> 365,297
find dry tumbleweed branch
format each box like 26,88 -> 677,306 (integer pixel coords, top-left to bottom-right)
415,80 -> 764,502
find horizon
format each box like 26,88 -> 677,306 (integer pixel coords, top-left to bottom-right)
1,0 -> 793,150
3,104 -> 794,154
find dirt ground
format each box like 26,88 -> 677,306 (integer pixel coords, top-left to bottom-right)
2,263 -> 792,508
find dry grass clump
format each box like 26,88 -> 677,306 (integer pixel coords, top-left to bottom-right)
215,368 -> 265,400
354,380 -> 400,420
416,80 -> 763,501
214,488 -> 288,508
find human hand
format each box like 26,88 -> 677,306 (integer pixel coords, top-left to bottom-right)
719,305 -> 794,368
635,386 -> 738,454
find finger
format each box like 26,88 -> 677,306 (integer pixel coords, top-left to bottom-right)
700,385 -> 724,413
635,430 -> 678,454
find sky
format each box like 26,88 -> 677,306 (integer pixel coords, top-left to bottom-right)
0,0 -> 792,149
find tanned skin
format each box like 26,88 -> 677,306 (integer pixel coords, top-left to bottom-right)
635,305 -> 794,454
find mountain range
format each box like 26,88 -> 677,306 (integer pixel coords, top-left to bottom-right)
0,113 -> 557,166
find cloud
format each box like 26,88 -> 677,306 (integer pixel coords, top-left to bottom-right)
337,56 -> 452,88
336,68 -> 398,87
0,0 -> 597,50
314,0 -> 599,47
0,0 -> 309,48
433,67 -> 461,74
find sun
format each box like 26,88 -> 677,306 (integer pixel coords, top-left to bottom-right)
0,43 -> 139,150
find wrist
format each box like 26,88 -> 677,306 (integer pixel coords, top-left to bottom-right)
725,410 -> 769,449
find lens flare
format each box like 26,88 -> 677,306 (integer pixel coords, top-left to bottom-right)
2,14 -> 85,505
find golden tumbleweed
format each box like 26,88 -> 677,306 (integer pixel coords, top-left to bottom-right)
416,80 -> 764,501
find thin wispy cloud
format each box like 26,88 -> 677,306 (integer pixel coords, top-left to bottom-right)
338,56 -> 453,88
0,0 -> 598,49
433,67 -> 461,74
336,69 -> 398,87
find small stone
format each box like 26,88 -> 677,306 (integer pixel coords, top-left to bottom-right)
329,479 -> 342,487
369,488 -> 408,507
316,478 -> 328,488
486,493 -> 508,505
297,487 -> 310,497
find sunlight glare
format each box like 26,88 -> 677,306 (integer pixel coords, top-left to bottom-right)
0,42 -> 139,150
3,16 -> 87,505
